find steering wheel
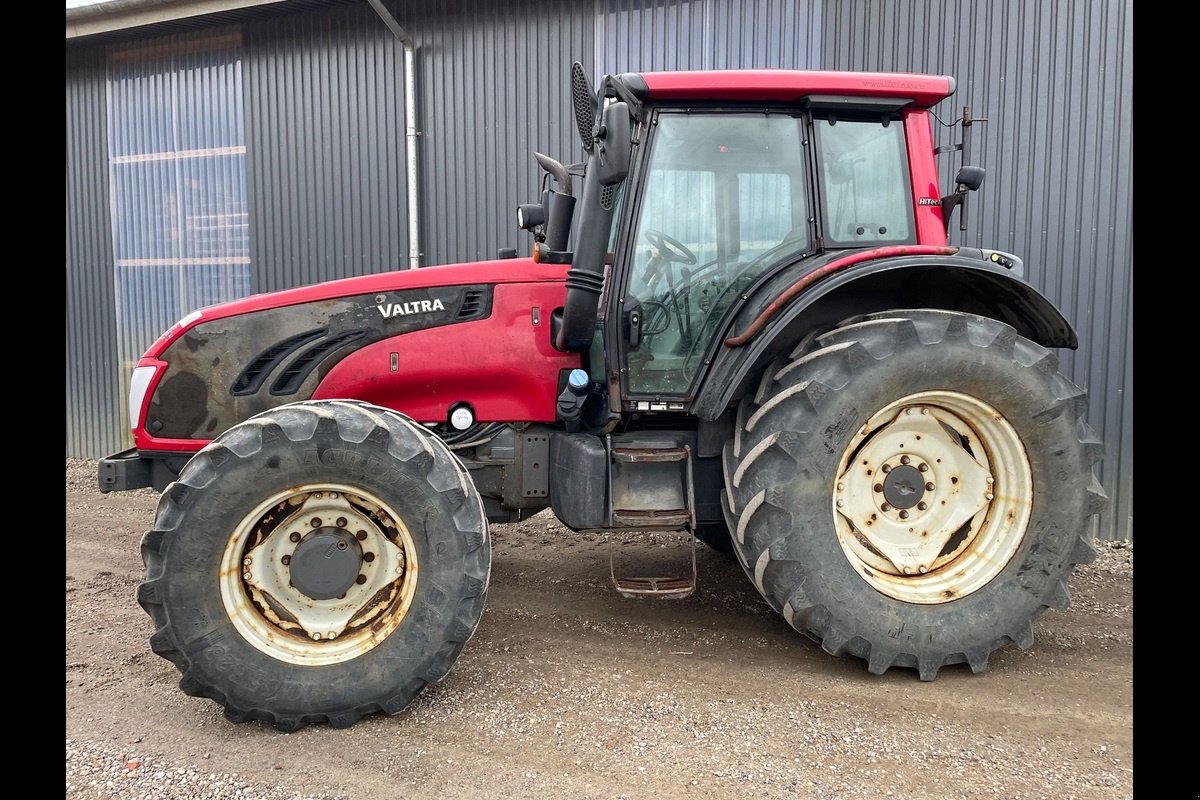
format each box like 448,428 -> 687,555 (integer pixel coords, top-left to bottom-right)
644,229 -> 697,265
680,242 -> 812,373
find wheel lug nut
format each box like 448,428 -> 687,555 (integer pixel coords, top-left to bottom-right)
327,631 -> 337,640
925,482 -> 935,491
356,574 -> 367,585
902,567 -> 912,575
920,408 -> 929,415
918,463 -> 929,472
986,476 -> 994,484
873,484 -> 883,493
918,565 -> 928,574
289,532 -> 301,543
917,502 -> 928,511
310,517 -> 322,528
900,455 -> 911,465
881,503 -> 892,512
336,517 -> 348,528
242,571 -> 252,581
836,499 -> 845,508
985,492 -> 994,501
881,464 -> 891,473
312,632 -> 322,640
281,555 -> 291,565
356,530 -> 368,541
899,510 -> 909,519
364,552 -> 375,562
837,483 -> 845,491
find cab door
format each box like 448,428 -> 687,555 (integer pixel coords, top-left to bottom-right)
607,109 -> 815,409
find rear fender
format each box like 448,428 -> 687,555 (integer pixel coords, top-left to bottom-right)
690,254 -> 1077,420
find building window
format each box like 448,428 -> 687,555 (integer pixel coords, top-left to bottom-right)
106,30 -> 250,383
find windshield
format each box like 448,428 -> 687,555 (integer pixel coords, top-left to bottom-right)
625,112 -> 810,395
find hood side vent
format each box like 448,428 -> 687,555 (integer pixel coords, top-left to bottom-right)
269,330 -> 366,396
230,328 -> 327,396
457,289 -> 485,319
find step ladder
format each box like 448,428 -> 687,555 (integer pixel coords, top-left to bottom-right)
607,438 -> 697,599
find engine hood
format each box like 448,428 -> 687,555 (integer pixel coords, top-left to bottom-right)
135,257 -> 568,444
145,258 -> 563,357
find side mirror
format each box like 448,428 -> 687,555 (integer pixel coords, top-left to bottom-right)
942,165 -> 986,233
592,101 -> 632,187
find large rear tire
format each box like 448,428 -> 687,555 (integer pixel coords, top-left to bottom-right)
721,309 -> 1106,679
137,399 -> 490,730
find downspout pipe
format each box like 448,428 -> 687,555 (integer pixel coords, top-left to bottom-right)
365,0 -> 421,269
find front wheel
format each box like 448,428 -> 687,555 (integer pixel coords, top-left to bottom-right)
137,400 -> 491,730
722,309 -> 1106,679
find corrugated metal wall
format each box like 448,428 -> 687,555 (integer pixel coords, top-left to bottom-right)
243,3 -> 409,291
392,0 -> 595,267
65,0 -> 1132,540
241,0 -> 594,276
595,0 -> 822,73
822,0 -> 1133,541
66,46 -> 123,459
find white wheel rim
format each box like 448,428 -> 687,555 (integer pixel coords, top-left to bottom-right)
833,391 -> 1032,604
219,484 -> 419,665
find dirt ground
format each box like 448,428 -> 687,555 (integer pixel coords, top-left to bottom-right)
65,457 -> 1133,800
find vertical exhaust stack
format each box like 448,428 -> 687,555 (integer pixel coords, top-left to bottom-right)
556,63 -> 631,352
535,152 -> 575,252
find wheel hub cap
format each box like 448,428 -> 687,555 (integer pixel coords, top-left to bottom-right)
290,529 -> 362,600
882,464 -> 924,509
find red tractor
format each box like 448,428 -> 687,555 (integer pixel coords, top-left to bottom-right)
98,63 -> 1106,731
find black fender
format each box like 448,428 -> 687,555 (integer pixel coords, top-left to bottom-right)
690,250 -> 1078,420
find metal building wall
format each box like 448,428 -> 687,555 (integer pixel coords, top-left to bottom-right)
822,0 -> 1132,541
391,0 -> 596,267
595,0 -> 822,73
66,45 -> 123,460
243,3 -> 410,292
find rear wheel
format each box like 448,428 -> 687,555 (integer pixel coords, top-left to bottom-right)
138,399 -> 490,730
721,309 -> 1106,679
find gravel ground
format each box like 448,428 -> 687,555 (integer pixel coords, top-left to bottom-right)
65,458 -> 1133,799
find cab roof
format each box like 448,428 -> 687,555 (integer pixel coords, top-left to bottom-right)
632,69 -> 955,109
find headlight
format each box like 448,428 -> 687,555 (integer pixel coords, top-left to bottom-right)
128,365 -> 159,431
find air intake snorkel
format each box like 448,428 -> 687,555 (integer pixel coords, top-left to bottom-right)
554,62 -> 633,352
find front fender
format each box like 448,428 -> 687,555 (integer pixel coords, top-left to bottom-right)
690,252 -> 1077,420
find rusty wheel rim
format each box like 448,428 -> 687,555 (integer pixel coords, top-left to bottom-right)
219,484 -> 418,665
833,391 -> 1032,604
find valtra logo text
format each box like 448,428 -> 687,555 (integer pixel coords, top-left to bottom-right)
375,298 -> 446,318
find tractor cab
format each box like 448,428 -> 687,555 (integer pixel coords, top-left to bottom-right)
518,65 -> 948,412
